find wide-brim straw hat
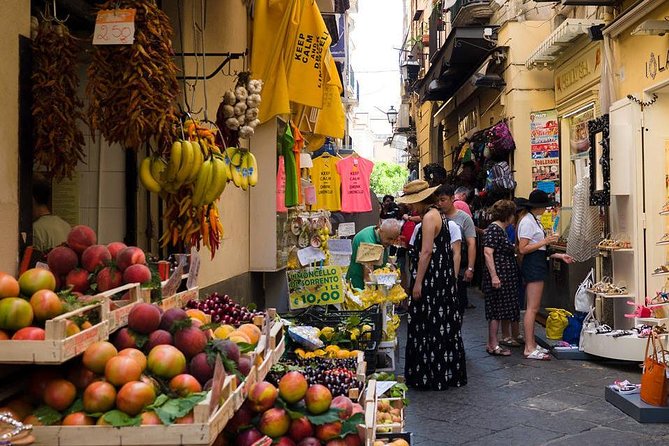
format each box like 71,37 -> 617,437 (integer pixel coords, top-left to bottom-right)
396,180 -> 439,204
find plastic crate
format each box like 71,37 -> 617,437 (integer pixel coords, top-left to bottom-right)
283,305 -> 382,373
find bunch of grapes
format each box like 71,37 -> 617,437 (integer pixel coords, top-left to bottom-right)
185,292 -> 264,325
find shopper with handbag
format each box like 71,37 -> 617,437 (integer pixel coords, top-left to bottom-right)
516,190 -> 574,360
482,200 -> 520,356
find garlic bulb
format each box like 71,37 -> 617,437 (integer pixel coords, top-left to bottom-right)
246,108 -> 259,120
239,125 -> 254,138
223,91 -> 236,105
222,105 -> 235,118
234,102 -> 248,116
225,117 -> 240,130
235,86 -> 249,101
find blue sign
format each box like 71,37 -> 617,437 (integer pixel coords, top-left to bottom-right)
331,14 -> 346,60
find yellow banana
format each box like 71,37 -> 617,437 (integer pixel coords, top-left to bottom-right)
225,147 -> 237,163
176,140 -> 194,184
188,140 -> 204,183
240,152 -> 249,191
230,163 -> 243,188
164,141 -> 182,183
247,152 -> 258,187
150,156 -> 167,186
204,155 -> 228,203
192,159 -> 213,206
139,157 -> 162,193
230,149 -> 243,167
222,152 -> 233,181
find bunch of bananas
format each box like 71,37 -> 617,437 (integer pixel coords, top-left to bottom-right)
224,147 -> 258,190
383,314 -> 401,341
139,119 -> 229,257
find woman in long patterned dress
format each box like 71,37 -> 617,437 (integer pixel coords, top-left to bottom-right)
397,180 -> 467,390
482,200 -> 519,356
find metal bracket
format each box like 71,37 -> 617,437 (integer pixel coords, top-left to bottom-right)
175,51 -> 247,80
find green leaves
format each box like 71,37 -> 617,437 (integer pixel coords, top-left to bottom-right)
340,412 -> 364,436
276,399 -> 343,426
370,161 -> 409,197
64,397 -> 84,415
150,392 -> 207,425
33,405 -> 62,426
102,410 -> 142,427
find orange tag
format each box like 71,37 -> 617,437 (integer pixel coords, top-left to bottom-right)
93,9 -> 136,45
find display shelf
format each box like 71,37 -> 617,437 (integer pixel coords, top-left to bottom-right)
636,317 -> 669,326
652,270 -> 669,277
660,210 -> 669,216
605,385 -> 669,423
656,240 -> 669,246
580,331 -> 650,361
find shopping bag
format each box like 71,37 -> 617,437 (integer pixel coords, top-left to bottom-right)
640,333 -> 669,406
574,269 -> 595,313
578,306 -> 598,351
545,308 -> 573,340
562,312 -> 586,345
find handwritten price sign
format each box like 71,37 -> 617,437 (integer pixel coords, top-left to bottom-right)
93,9 -> 136,45
287,266 -> 344,310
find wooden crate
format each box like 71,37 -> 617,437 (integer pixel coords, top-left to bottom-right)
97,282 -> 144,332
361,379 -> 377,446
158,287 -> 199,311
0,302 -> 109,364
32,375 -> 238,446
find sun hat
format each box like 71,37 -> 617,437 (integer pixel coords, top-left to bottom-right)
396,180 -> 439,204
515,190 -> 555,209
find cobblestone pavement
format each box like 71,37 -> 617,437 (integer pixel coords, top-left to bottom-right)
398,290 -> 669,445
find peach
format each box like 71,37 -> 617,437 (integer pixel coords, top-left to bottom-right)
238,323 -> 262,345
83,341 -> 118,374
66,268 -> 90,293
289,416 -> 314,442
259,408 -> 291,438
0,272 -> 20,298
140,410 -> 163,425
81,245 -> 112,273
189,352 -> 214,385
305,384 -> 332,415
67,225 -> 96,255
123,264 -> 152,285
96,266 -> 122,292
46,246 -> 78,276
12,327 -> 45,340
146,329 -> 173,351
279,371 -> 309,404
331,395 -> 353,420
315,421 -> 342,441
116,247 -> 146,271
174,326 -> 208,358
248,381 -> 279,413
105,355 -> 143,386
128,303 -> 161,334
112,327 -> 138,350
107,242 -> 128,260
118,348 -> 147,372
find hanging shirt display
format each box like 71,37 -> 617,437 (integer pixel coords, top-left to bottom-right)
280,124 -> 298,207
336,155 -> 374,213
276,155 -> 288,213
311,154 -> 342,211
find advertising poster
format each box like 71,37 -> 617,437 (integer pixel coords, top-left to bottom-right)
287,266 -> 344,310
530,110 -> 560,203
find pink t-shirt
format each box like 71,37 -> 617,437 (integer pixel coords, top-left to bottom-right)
276,156 -> 288,213
336,155 -> 375,213
454,200 -> 472,217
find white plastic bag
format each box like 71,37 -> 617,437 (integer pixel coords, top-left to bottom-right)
574,268 -> 595,313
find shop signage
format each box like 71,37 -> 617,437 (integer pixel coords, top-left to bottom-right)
458,108 -> 479,141
338,222 -> 356,237
93,9 -> 136,45
645,50 -> 669,80
555,44 -> 602,104
530,109 -> 560,203
287,266 -> 344,310
331,14 -> 346,61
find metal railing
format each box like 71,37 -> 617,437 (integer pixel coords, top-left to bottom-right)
449,0 -> 494,27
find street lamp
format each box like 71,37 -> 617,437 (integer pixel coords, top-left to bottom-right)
386,106 -> 398,126
400,54 -> 420,84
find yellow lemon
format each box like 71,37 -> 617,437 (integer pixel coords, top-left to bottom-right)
336,349 -> 350,359
319,326 -> 335,340
213,324 -> 236,340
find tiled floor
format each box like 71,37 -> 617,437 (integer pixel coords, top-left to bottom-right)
398,290 -> 669,445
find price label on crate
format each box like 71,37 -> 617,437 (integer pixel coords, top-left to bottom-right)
93,9 -> 136,45
287,266 -> 344,310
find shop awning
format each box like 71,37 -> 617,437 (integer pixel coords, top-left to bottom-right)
417,27 -> 498,102
526,18 -> 605,70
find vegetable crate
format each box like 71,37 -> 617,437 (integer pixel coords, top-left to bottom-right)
157,287 -> 199,311
97,282 -> 144,332
0,302 -> 109,364
284,305 -> 382,373
257,319 -> 286,382
32,375 -> 240,446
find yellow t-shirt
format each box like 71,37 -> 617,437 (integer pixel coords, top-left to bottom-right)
310,155 -> 341,211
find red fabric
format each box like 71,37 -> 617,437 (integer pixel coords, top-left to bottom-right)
400,220 -> 417,247
276,155 -> 288,213
454,200 -> 472,217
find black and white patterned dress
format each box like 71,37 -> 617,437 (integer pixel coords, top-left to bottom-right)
482,223 -> 520,322
405,214 -> 467,390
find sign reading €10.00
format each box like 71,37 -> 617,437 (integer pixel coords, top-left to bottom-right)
287,266 -> 343,310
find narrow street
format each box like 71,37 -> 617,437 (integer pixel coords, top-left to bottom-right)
399,290 -> 669,446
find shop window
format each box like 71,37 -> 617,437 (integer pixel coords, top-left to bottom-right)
568,105 -> 595,158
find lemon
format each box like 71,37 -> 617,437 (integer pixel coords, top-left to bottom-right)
314,349 -> 325,357
319,326 -> 335,340
325,345 -> 340,353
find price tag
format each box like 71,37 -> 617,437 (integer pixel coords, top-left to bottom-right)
93,9 -> 136,45
338,222 -> 356,237
186,248 -> 200,290
209,355 -> 225,416
287,266 -> 344,310
297,246 -> 326,266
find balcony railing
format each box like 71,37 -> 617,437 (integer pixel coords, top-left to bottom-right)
449,0 -> 494,28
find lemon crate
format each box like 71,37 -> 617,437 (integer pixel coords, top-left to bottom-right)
284,305 -> 382,373
0,301 -> 109,364
32,374 -> 242,446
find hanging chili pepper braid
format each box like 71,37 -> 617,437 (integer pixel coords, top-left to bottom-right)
86,0 -> 179,152
32,20 -> 86,180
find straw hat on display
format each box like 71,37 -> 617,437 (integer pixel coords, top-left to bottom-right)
396,180 -> 439,204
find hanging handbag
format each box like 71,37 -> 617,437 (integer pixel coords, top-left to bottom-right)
545,308 -> 573,340
574,269 -> 595,312
579,306 -> 598,351
485,121 -> 516,159
640,333 -> 669,406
